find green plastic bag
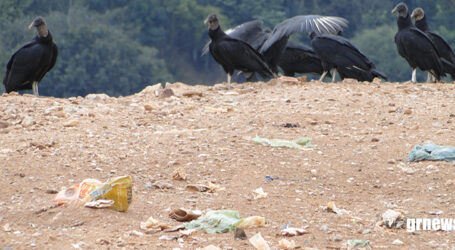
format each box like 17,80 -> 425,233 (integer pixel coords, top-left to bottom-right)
184,210 -> 242,234
251,136 -> 315,150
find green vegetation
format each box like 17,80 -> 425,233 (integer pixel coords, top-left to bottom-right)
1,0 -> 454,97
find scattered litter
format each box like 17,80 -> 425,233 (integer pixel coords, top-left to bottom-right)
140,216 -> 169,231
196,245 -> 221,250
234,228 -> 247,240
237,216 -> 265,229
186,182 -> 225,193
184,210 -> 264,234
278,239 -> 296,249
325,201 -> 350,215
249,232 -> 271,250
185,184 -> 209,192
169,208 -> 202,222
127,230 -> 144,237
281,227 -> 307,236
253,187 -> 268,199
84,199 -> 114,209
53,176 -> 133,212
159,235 -> 178,241
207,181 -> 225,192
347,239 -> 371,249
147,181 -> 174,189
382,209 -> 405,229
164,225 -> 185,233
265,176 -> 306,183
251,136 -> 315,150
408,143 -> 455,162
3,223 -> 11,232
274,123 -> 300,128
392,239 -> 404,245
429,210 -> 443,215
171,167 -> 187,181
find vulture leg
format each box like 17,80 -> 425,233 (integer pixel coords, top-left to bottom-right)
331,68 -> 337,83
411,69 -> 417,83
319,71 -> 328,81
426,72 -> 433,83
227,74 -> 231,89
32,81 -> 39,96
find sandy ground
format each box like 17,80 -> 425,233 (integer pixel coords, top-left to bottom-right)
1,78 -> 455,249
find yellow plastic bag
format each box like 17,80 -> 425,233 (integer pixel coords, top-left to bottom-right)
90,176 -> 133,212
53,176 -> 133,212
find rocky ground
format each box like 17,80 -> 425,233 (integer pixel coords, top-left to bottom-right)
1,77 -> 455,249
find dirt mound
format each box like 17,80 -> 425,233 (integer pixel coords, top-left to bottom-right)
1,78 -> 455,249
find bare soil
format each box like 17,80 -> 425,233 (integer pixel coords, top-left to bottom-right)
1,78 -> 455,249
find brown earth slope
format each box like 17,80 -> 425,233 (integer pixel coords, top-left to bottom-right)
1,78 -> 455,249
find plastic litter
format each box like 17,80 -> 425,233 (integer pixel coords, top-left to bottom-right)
279,239 -> 297,249
237,216 -> 265,229
251,136 -> 315,150
253,187 -> 268,199
53,176 -> 133,212
184,210 -> 264,234
325,201 -> 350,215
281,227 -> 307,236
382,209 -> 405,229
249,232 -> 270,250
84,199 -> 114,209
169,208 -> 202,222
408,143 -> 455,162
347,239 -> 371,249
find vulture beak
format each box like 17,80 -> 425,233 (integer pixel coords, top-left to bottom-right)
410,12 -> 415,19
204,17 -> 209,25
391,7 -> 398,15
28,21 -> 35,29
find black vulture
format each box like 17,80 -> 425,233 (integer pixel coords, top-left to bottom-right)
391,2 -> 444,82
202,17 -> 343,79
411,7 -> 455,80
309,32 -> 387,82
204,14 -> 274,88
259,15 -> 348,74
277,41 -> 327,77
3,17 -> 58,96
201,20 -> 269,56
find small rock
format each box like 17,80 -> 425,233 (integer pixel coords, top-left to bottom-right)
362,229 -> 371,235
371,137 -> 380,142
310,169 -> 317,175
182,91 -> 203,98
22,116 -> 35,127
404,108 -> 412,115
331,234 -> 342,242
160,88 -> 174,98
0,121 -> 9,128
144,104 -> 156,111
85,93 -> 110,101
63,119 -> 79,127
432,122 -> 442,128
320,225 -> 328,231
234,228 -> 247,240
392,239 -> 404,245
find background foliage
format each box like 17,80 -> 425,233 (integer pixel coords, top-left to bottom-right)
1,0 -> 454,97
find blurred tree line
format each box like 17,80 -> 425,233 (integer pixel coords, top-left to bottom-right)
1,0 -> 454,97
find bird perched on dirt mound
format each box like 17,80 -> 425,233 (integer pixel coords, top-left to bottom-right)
392,2 -> 444,82
204,14 -> 274,88
3,17 -> 58,96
